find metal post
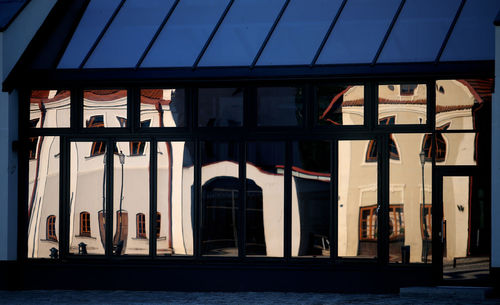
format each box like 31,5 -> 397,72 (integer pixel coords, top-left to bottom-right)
420,150 -> 428,263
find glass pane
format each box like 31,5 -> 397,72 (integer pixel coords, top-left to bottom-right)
292,141 -> 331,258
338,140 -> 377,259
83,90 -> 127,128
390,134 -> 432,264
257,0 -> 343,66
70,142 -> 107,255
379,84 -> 427,125
113,142 -> 150,256
436,79 -> 493,130
58,0 -> 122,68
441,0 -> 500,61
438,132 -> 477,166
199,0 -> 284,67
378,0 -> 460,63
443,176 -> 490,280
27,137 -> 59,258
198,88 -> 243,127
157,141 -> 195,256
246,142 -> 284,257
141,0 -> 230,68
317,0 -> 399,64
30,90 -> 71,128
257,87 -> 303,126
201,142 -> 239,256
85,0 -> 175,68
316,84 -> 364,126
140,89 -> 186,127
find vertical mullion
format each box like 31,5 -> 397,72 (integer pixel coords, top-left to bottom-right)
331,140 -> 338,261
105,140 -> 114,258
244,87 -> 256,129
284,140 -> 292,260
304,83 -> 314,129
427,80 -> 436,131
377,134 -> 389,264
194,140 -> 201,258
365,81 -> 376,130
59,137 -> 70,259
239,141 -> 246,259
185,87 -> 193,131
18,89 -> 29,260
75,89 -> 83,130
129,88 -> 138,133
150,140 -> 158,257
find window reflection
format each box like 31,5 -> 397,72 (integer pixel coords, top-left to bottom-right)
378,84 -> 426,125
140,89 -> 185,127
257,87 -> 303,126
30,90 -> 71,128
27,136 -> 59,258
83,90 -> 127,128
338,140 -> 377,259
246,142 -> 284,257
390,134 -> 432,263
70,142 -> 107,255
316,85 -> 364,126
157,141 -> 194,256
292,141 -> 331,258
198,88 -> 243,127
113,142 -> 150,256
201,142 -> 239,256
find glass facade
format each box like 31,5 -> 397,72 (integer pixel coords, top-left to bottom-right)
24,79 -> 492,267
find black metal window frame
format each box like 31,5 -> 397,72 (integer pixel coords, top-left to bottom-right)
20,77 -> 485,267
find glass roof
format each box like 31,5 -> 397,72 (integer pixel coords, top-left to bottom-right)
56,0 -> 500,70
0,0 -> 28,31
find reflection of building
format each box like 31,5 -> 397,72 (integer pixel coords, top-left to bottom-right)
2,0 -> 500,292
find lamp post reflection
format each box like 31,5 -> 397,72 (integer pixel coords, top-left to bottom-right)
419,150 -> 429,263
117,150 -> 125,253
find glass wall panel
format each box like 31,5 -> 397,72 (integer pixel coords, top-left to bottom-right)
30,90 -> 71,128
113,142 -> 150,256
338,140 -> 377,259
436,79 -> 493,130
58,0 -> 122,68
316,85 -> 364,126
199,0 -> 284,67
201,142 -> 239,256
257,0 -> 343,66
85,0 -> 175,68
441,0 -> 500,61
257,87 -> 303,126
437,133 -> 478,166
157,141 -> 195,256
83,90 -> 127,128
141,0 -> 230,68
140,89 -> 186,128
390,134 -> 432,264
292,141 -> 331,258
378,0 -> 460,63
246,142 -> 284,257
378,84 -> 426,125
70,142 -> 107,255
317,0 -> 399,64
198,88 -> 243,127
27,136 -> 59,258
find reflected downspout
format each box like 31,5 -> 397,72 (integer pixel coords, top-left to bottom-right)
28,102 -> 46,220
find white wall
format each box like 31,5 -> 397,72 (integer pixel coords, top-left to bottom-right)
492,26 -> 500,268
0,0 -> 57,260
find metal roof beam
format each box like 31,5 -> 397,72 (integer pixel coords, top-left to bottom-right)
435,0 -> 467,64
371,0 -> 405,66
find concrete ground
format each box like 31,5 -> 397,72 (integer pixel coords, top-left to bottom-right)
0,288 -> 498,305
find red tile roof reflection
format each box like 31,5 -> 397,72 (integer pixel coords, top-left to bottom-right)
30,90 -> 70,104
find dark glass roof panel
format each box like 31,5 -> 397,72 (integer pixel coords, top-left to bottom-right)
198,0 -> 285,67
257,0 -> 343,66
141,0 -> 230,68
378,0 -> 461,63
441,0 -> 500,61
85,0 -> 175,68
317,0 -> 400,65
0,0 -> 27,31
57,0 -> 122,68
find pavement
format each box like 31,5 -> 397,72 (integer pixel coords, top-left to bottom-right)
0,288 -> 498,305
